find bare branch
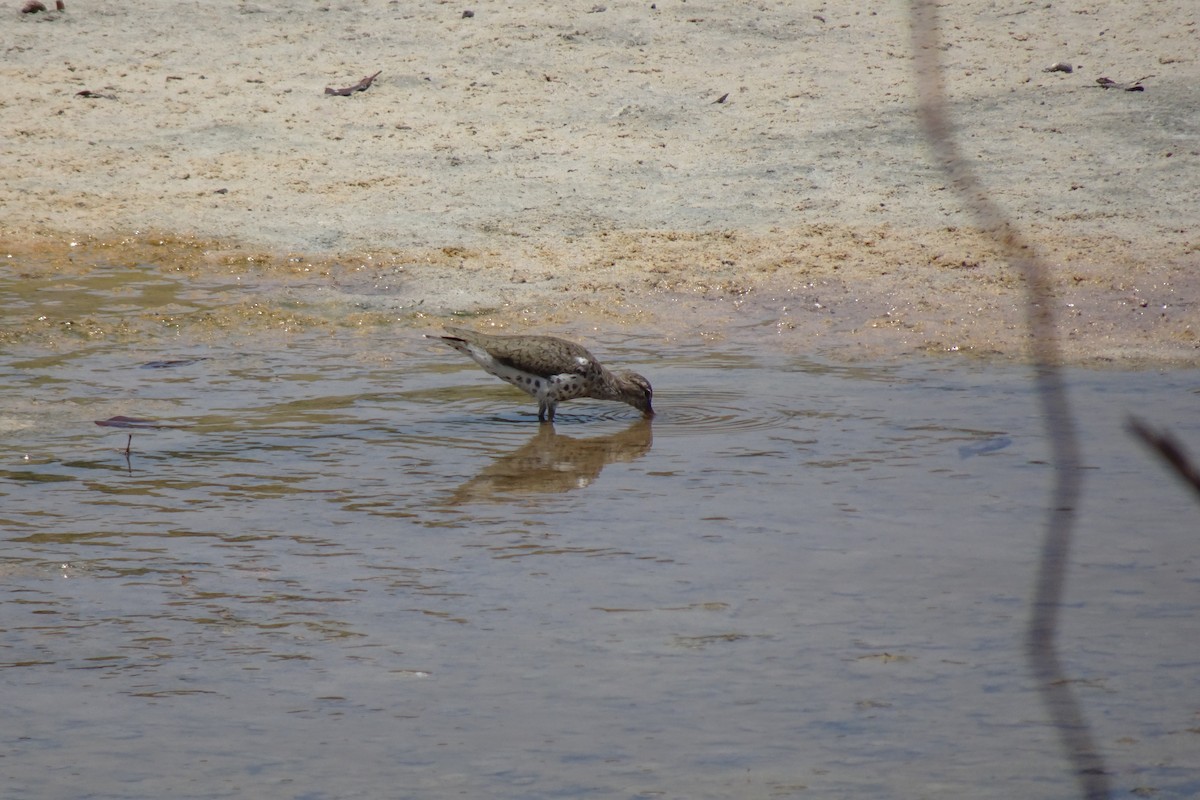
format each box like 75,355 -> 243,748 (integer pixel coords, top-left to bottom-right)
1127,417 -> 1200,501
909,2 -> 1110,797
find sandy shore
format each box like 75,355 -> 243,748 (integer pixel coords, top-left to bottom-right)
2,0 -> 1196,363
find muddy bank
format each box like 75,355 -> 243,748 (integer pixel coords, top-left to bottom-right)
4,226 -> 1195,365
1,0 -> 1196,363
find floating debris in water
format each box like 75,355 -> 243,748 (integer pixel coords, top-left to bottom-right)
94,416 -> 185,429
139,357 -> 210,369
958,436 -> 1013,459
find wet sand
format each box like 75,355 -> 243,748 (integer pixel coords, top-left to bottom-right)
2,0 -> 1197,363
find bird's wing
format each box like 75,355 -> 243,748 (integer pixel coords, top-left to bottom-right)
442,328 -> 595,378
489,338 -> 595,378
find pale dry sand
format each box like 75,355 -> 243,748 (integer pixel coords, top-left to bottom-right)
1,0 -> 1197,362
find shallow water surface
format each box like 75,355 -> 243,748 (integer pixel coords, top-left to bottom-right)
2,262 -> 1198,799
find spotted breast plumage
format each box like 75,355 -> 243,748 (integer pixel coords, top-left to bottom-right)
428,326 -> 654,422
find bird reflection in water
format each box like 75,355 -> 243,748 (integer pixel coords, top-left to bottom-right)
443,418 -> 653,504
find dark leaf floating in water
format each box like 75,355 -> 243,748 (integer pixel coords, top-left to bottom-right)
94,416 -> 184,430
139,357 -> 209,369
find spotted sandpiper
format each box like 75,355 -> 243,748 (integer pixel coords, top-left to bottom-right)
429,327 -> 654,422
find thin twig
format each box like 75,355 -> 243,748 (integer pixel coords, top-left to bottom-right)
909,2 -> 1109,797
1127,417 -> 1200,501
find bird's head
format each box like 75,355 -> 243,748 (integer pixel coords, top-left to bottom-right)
616,371 -> 654,417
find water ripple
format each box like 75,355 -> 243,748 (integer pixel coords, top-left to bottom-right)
648,389 -> 814,435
